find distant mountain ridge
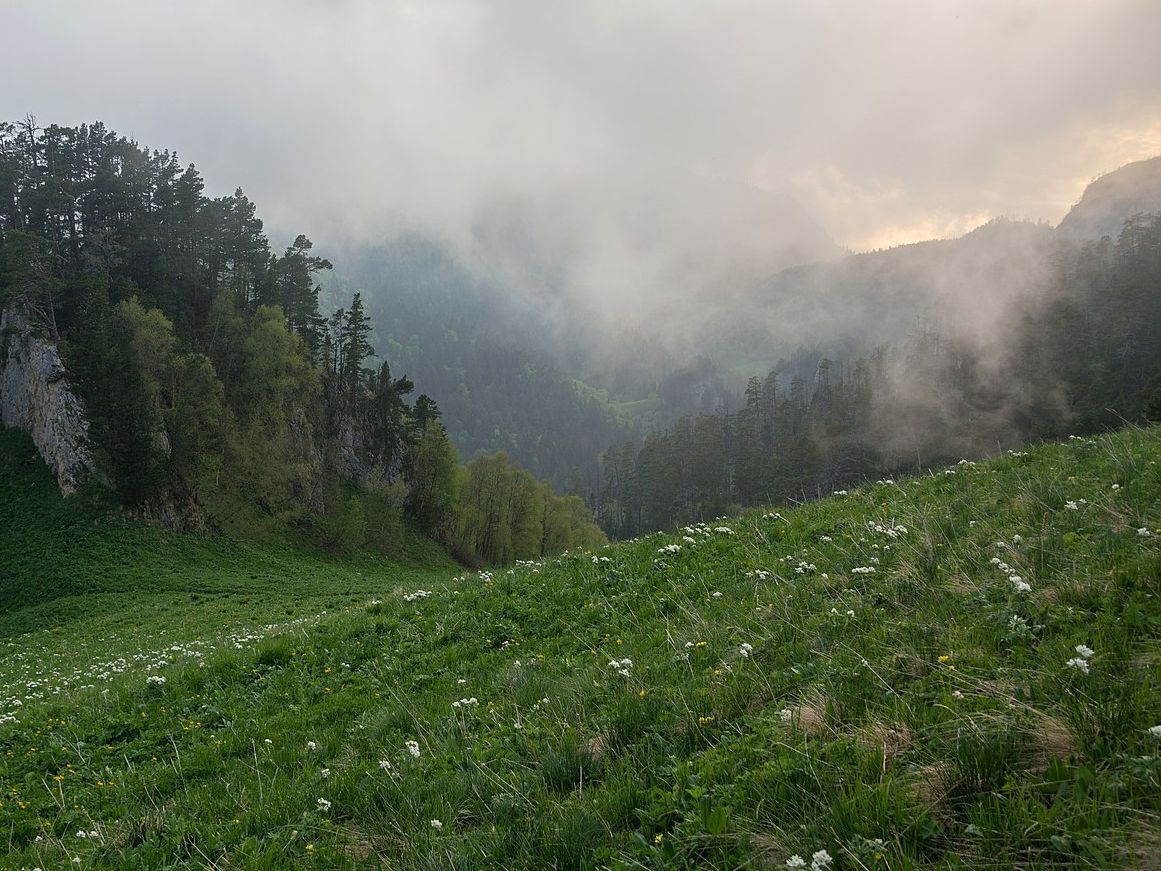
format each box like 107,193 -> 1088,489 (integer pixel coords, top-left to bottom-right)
1057,154 -> 1161,239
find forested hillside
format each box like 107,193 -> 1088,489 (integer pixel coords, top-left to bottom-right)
9,118 -> 1155,552
0,119 -> 603,564
596,214 -> 1161,537
332,203 -> 1161,544
1057,155 -> 1161,240
330,236 -> 639,493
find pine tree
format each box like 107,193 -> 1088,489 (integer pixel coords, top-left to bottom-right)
275,235 -> 330,357
340,292 -> 374,391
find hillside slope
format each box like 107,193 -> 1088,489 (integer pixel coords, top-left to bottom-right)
1057,155 -> 1161,240
1,427 -> 1159,868
0,423 -> 453,640
695,218 -> 1059,372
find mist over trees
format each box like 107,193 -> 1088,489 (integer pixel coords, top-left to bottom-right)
329,236 -> 641,493
595,214 -> 1161,537
327,200 -> 1161,544
0,118 -> 604,563
4,116 -> 1159,551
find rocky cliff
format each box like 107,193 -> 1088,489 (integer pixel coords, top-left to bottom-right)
0,306 -> 100,494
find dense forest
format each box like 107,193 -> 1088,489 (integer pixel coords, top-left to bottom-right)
331,237 -> 638,493
595,214 -> 1161,537
0,118 -> 604,564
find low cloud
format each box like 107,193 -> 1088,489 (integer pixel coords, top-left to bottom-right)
3,0 -> 1160,318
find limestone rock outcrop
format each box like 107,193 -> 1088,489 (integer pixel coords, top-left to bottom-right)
1,306 -> 100,494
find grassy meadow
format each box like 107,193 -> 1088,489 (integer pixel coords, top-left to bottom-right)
1,425 -> 1159,868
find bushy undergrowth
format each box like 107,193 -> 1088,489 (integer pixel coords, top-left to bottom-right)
1,427 -> 1159,868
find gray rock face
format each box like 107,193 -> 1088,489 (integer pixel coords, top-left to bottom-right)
1,306 -> 100,494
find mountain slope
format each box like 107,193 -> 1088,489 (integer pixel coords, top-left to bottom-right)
2,425 -> 1159,868
0,425 -> 453,637
328,235 -> 640,493
1057,155 -> 1161,240
693,217 -> 1060,372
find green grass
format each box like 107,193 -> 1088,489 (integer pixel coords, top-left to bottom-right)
1,426 -> 1160,868
0,426 -> 453,630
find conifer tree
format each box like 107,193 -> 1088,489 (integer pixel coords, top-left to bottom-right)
275,234 -> 330,356
340,292 -> 374,391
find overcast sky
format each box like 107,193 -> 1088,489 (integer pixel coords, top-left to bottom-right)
3,0 -> 1160,254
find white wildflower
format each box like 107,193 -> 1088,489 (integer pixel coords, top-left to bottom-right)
785,857 -> 807,868
1074,644 -> 1094,659
739,643 -> 753,658
1148,725 -> 1161,738
430,819 -> 443,830
306,741 -> 317,752
1065,657 -> 1090,674
811,849 -> 833,870
320,768 -> 330,778
608,657 -> 633,677
405,739 -> 421,758
317,797 -> 331,812
1064,501 -> 1079,511
379,759 -> 392,771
